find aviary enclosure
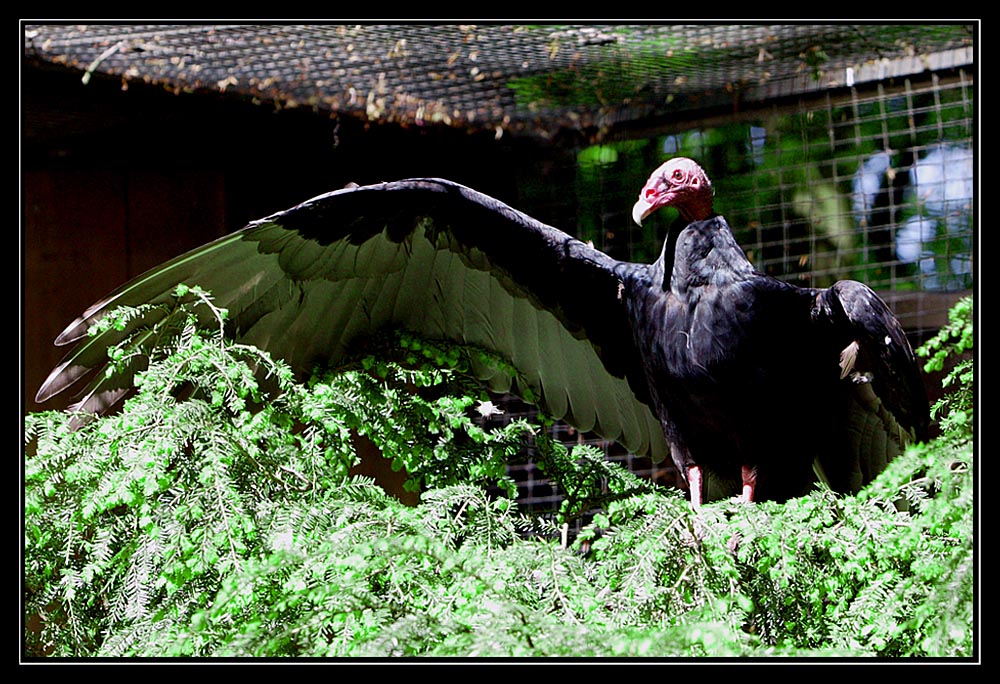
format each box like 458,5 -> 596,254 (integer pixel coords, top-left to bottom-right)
23,23 -> 975,509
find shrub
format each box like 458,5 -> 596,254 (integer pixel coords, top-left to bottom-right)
23,288 -> 975,659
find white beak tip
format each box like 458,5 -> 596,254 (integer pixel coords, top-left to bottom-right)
632,199 -> 652,226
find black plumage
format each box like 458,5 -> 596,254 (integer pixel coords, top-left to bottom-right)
36,159 -> 929,504
629,158 -> 928,503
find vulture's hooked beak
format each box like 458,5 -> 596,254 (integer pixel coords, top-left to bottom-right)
632,197 -> 654,226
632,172 -> 674,225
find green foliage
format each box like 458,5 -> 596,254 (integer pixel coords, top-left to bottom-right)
917,295 -> 974,438
23,292 -> 975,659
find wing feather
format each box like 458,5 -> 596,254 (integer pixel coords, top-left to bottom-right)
534,311 -> 570,421
811,279 -> 929,493
508,288 -> 539,388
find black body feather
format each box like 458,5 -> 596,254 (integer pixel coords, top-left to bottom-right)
629,214 -> 928,501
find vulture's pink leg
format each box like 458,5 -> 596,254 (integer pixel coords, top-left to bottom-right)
741,465 -> 757,503
688,465 -> 703,507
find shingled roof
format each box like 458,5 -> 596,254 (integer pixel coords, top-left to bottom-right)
22,23 -> 975,140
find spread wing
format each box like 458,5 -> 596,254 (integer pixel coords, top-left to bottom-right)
811,279 -> 930,493
37,178 -> 669,462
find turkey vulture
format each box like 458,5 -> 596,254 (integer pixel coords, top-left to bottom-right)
35,158 -> 929,504
631,158 -> 928,503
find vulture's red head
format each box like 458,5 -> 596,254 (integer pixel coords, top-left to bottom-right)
632,157 -> 714,225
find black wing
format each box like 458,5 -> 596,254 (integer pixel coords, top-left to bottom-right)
37,178 -> 669,462
811,279 -> 930,493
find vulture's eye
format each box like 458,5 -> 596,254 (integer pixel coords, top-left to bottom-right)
672,169 -> 684,180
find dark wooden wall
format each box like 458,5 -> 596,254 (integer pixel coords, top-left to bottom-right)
22,63 -> 565,415
24,167 -> 227,410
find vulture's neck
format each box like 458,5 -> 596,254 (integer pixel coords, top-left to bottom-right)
661,214 -> 755,298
